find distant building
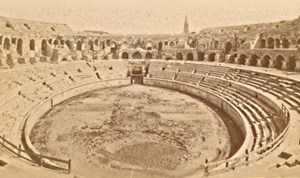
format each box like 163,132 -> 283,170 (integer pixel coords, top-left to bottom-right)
183,15 -> 189,34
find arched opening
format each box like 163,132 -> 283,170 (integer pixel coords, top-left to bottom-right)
41,39 -> 48,56
224,42 -> 232,54
66,40 -> 74,51
286,55 -> 296,71
29,39 -> 35,50
228,53 -> 237,63
282,38 -> 289,48
95,39 -> 99,46
121,52 -> 129,59
208,53 -> 216,62
197,51 -> 205,61
260,39 -> 266,48
88,40 -> 94,51
275,55 -> 285,70
267,37 -> 275,49
261,55 -> 271,67
176,53 -> 183,60
214,40 -> 219,49
158,42 -> 163,51
145,53 -> 152,59
76,41 -> 82,51
4,38 -> 10,50
188,39 -> 197,48
110,41 -> 117,57
297,39 -> 300,46
106,39 -> 111,46
53,39 -> 59,46
48,39 -> 53,45
16,38 -> 23,56
187,53 -> 194,61
169,41 -> 175,47
60,40 -> 65,46
249,55 -> 258,66
101,41 -> 106,49
132,52 -> 142,59
238,54 -> 247,65
275,39 -> 281,48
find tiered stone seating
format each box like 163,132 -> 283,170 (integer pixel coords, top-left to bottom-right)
0,96 -> 29,141
155,62 -> 231,78
175,72 -> 204,84
0,60 -> 129,144
149,69 -> 175,80
149,61 -> 290,156
90,60 -> 128,80
198,78 -> 275,150
230,70 -> 300,110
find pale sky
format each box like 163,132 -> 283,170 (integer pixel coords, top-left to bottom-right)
0,0 -> 300,34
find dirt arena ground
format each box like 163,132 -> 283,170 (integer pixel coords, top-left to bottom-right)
30,85 -> 230,178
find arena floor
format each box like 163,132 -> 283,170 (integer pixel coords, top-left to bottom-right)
30,85 -> 231,178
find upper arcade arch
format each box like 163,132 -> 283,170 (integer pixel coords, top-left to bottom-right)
187,53 -> 194,61
261,55 -> 271,67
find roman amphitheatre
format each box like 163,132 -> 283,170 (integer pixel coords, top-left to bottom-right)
0,6 -> 300,178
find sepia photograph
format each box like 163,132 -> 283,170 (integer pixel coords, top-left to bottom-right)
0,0 -> 299,177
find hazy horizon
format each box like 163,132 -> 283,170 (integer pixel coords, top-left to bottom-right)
0,0 -> 300,34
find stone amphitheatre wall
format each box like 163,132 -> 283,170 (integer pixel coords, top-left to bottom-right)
1,15 -> 300,71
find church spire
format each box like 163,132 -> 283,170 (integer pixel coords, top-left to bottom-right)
183,15 -> 189,34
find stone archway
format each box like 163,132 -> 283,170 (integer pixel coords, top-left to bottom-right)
286,55 -> 296,71
88,40 -> 94,51
228,53 -> 237,63
224,41 -> 232,54
176,53 -> 183,60
95,39 -> 99,46
4,38 -> 10,50
66,40 -> 74,51
197,51 -> 205,61
145,53 -> 153,59
267,37 -> 275,49
275,55 -> 285,70
261,55 -> 271,67
249,55 -> 258,66
106,39 -> 111,46
187,53 -> 194,61
53,39 -> 59,46
41,39 -> 48,56
29,39 -> 35,51
76,41 -> 82,51
121,52 -> 129,59
275,39 -> 280,48
297,39 -> 300,46
208,53 -> 216,62
282,38 -> 290,48
158,42 -> 163,51
260,39 -> 266,48
237,54 -> 247,65
48,39 -> 53,45
17,38 -> 23,56
132,52 -> 142,59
